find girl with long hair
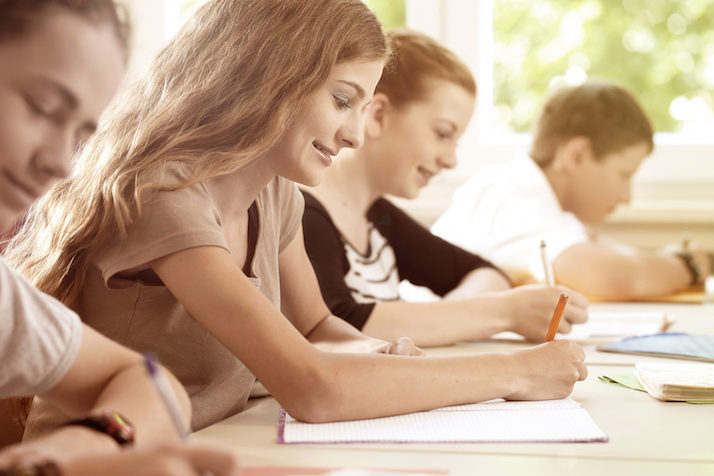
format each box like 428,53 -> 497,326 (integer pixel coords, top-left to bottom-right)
302,30 -> 589,347
7,0 -> 587,434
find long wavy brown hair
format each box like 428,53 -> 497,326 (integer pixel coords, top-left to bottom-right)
6,0 -> 388,312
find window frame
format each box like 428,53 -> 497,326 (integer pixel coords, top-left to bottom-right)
403,0 -> 714,227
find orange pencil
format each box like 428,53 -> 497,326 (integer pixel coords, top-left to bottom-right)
544,292 -> 569,342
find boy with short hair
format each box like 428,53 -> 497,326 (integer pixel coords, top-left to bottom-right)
432,80 -> 709,301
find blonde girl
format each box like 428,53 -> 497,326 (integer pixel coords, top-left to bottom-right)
302,30 -> 589,347
8,0 -> 587,432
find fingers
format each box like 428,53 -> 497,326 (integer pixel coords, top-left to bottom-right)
557,286 -> 589,309
577,360 -> 588,381
388,337 -> 425,356
557,319 -> 572,334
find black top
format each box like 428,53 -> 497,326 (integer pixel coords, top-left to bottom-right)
302,190 -> 507,329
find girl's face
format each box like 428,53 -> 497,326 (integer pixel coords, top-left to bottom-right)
265,59 -> 385,186
0,11 -> 125,231
369,79 -> 475,199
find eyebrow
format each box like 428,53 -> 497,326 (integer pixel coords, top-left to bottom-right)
336,80 -> 366,99
37,76 -> 98,133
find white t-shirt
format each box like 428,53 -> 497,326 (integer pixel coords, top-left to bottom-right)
432,154 -> 589,282
0,256 -> 82,397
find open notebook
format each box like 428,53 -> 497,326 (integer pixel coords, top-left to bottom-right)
492,310 -> 671,342
597,333 -> 714,362
278,398 -> 608,444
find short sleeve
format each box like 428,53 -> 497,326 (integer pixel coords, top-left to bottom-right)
0,258 -> 83,397
301,191 -> 376,329
96,165 -> 229,286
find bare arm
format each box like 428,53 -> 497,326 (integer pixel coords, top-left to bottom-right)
43,325 -> 191,444
150,240 -> 587,423
554,241 -> 710,300
443,267 -> 513,300
362,283 -> 589,347
0,327 -> 191,467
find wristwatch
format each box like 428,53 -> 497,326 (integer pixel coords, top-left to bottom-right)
65,410 -> 135,447
675,251 -> 704,286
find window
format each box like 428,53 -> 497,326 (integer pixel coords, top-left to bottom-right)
401,0 -> 714,234
492,0 -> 714,136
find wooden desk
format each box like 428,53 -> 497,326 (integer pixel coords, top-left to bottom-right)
194,303 -> 714,476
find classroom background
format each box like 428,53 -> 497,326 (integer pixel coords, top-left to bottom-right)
120,0 -> 714,254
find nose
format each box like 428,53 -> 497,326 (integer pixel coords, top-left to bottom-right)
35,128 -> 73,182
436,145 -> 458,170
337,111 -> 365,150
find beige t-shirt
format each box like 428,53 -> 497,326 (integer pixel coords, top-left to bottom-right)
27,164 -> 304,432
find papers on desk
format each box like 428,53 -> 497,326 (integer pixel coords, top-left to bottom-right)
635,362 -> 714,402
568,310 -> 671,340
492,310 -> 670,342
597,332 -> 714,362
239,468 -> 448,475
278,397 -> 608,444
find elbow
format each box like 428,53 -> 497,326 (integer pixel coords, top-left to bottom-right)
276,358 -> 348,423
562,272 -> 647,301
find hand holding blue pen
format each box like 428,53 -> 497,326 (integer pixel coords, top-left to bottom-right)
144,353 -> 189,440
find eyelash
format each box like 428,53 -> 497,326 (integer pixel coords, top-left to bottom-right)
26,97 -> 52,117
333,94 -> 351,110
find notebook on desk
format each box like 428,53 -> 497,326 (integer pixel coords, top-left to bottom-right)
278,397 -> 608,444
597,333 -> 714,362
634,362 -> 714,402
491,310 -> 671,342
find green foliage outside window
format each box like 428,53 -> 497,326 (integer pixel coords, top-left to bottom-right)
366,0 -> 406,30
493,0 -> 714,134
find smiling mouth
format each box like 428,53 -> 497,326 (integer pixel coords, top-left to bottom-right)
417,167 -> 435,184
313,142 -> 335,166
3,172 -> 42,202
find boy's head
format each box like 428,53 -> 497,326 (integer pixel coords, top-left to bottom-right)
0,0 -> 127,232
530,80 -> 654,225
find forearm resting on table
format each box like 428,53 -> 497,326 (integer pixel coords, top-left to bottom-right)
361,296 -> 510,347
554,242 -> 692,300
444,267 -> 512,301
43,326 -> 190,445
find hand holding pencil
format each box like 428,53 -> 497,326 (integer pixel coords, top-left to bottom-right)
544,292 -> 569,342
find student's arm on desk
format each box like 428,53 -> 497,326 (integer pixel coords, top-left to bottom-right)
444,267 -> 513,298
278,229 -> 422,357
554,241 -> 710,300
0,326 -> 191,467
151,242 -> 587,424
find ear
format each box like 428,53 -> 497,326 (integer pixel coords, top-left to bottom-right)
553,136 -> 593,175
365,92 -> 391,139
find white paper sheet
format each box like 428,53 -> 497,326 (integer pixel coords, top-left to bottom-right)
492,310 -> 670,342
278,397 -> 607,444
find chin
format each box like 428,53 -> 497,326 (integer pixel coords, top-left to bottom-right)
293,172 -> 324,188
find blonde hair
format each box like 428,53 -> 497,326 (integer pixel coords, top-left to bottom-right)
530,80 -> 654,167
376,29 -> 476,107
6,0 -> 388,308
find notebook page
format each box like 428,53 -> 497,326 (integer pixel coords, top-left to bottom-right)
491,311 -> 668,341
430,397 -> 579,412
279,401 -> 607,444
635,362 -> 714,388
